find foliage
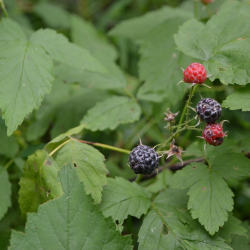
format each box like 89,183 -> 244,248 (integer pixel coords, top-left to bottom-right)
0,0 -> 250,249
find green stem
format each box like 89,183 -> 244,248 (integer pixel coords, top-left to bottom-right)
135,174 -> 143,183
4,159 -> 14,170
172,117 -> 195,129
76,139 -> 130,154
49,139 -> 71,156
194,0 -> 198,19
0,0 -> 8,18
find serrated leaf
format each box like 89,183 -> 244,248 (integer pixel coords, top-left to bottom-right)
137,18 -> 193,103
0,18 -> 54,135
109,6 -> 191,42
217,214 -> 247,242
172,163 -> 234,235
0,118 -> 19,158
34,2 -> 70,29
138,188 -> 232,250
30,29 -> 105,73
54,140 -> 108,203
0,167 -> 11,220
81,96 -> 141,131
10,165 -> 133,250
175,2 -> 250,85
18,150 -> 63,216
100,177 -> 151,222
223,85 -> 250,111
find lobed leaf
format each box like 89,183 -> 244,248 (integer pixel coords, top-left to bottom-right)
54,140 -> 108,203
81,96 -> 141,131
18,150 -> 63,216
172,163 -> 234,235
100,177 -> 151,222
10,165 -> 133,250
175,2 -> 250,85
0,167 -> 11,221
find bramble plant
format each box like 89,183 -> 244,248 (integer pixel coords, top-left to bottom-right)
0,0 -> 250,249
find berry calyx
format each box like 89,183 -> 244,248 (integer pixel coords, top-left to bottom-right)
202,123 -> 226,146
200,0 -> 214,5
196,98 -> 222,124
183,63 -> 207,85
129,145 -> 159,175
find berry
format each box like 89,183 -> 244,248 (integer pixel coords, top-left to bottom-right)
183,63 -> 207,84
196,98 -> 222,124
200,0 -> 213,5
202,123 -> 225,146
129,145 -> 159,175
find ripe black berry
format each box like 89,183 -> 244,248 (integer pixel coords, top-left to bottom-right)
196,98 -> 222,124
129,145 -> 159,175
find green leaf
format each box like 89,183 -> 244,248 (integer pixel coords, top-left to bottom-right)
0,167 -> 11,220
217,214 -> 247,242
109,6 -> 191,42
0,18 -> 54,135
66,15 -> 126,89
10,165 -> 133,250
100,177 -> 151,222
172,163 -> 234,235
223,85 -> 250,111
175,2 -> 250,85
138,188 -> 232,250
137,18 -> 193,103
30,29 -> 105,73
81,96 -> 141,131
18,150 -> 63,216
0,118 -> 19,158
54,140 -> 108,203
34,2 -> 70,29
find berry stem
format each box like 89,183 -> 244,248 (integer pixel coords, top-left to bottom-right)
135,174 -> 143,183
75,139 -> 131,154
0,0 -> 8,18
172,117 -> 196,129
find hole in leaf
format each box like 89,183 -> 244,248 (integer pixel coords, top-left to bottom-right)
161,223 -> 169,235
193,166 -> 197,169
74,163 -> 77,168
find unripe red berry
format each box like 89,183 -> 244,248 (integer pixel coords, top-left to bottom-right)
202,123 -> 226,146
183,63 -> 207,84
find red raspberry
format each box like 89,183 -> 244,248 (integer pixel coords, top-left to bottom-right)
183,63 -> 207,84
202,123 -> 226,146
200,0 -> 214,5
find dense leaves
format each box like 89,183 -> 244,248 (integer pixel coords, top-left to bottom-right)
10,165 -> 133,250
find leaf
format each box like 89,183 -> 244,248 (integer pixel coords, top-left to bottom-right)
0,118 -> 19,158
109,6 -> 191,42
30,29 -> 105,72
0,167 -> 11,220
81,96 -> 141,131
217,214 -> 247,242
172,163 -> 234,235
65,15 -> 126,89
54,140 -> 108,203
10,165 -> 133,250
18,150 -> 63,216
138,188 -> 232,250
223,85 -> 250,111
137,18 -> 193,103
100,177 -> 151,222
34,2 -> 70,29
175,2 -> 250,85
0,18 -> 54,135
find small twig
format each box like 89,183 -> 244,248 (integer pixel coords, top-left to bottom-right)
0,0 -> 8,18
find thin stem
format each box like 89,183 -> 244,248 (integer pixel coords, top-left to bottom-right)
187,127 -> 202,132
0,0 -> 8,18
172,117 -> 196,129
49,139 -> 71,156
194,0 -> 198,19
4,159 -> 14,170
135,174 -> 143,183
76,139 -> 130,154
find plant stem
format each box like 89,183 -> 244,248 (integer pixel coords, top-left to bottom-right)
0,0 -> 8,18
172,117 -> 195,129
194,0 -> 198,19
4,159 -> 13,170
49,139 -> 71,156
135,174 -> 143,183
76,139 -> 130,154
